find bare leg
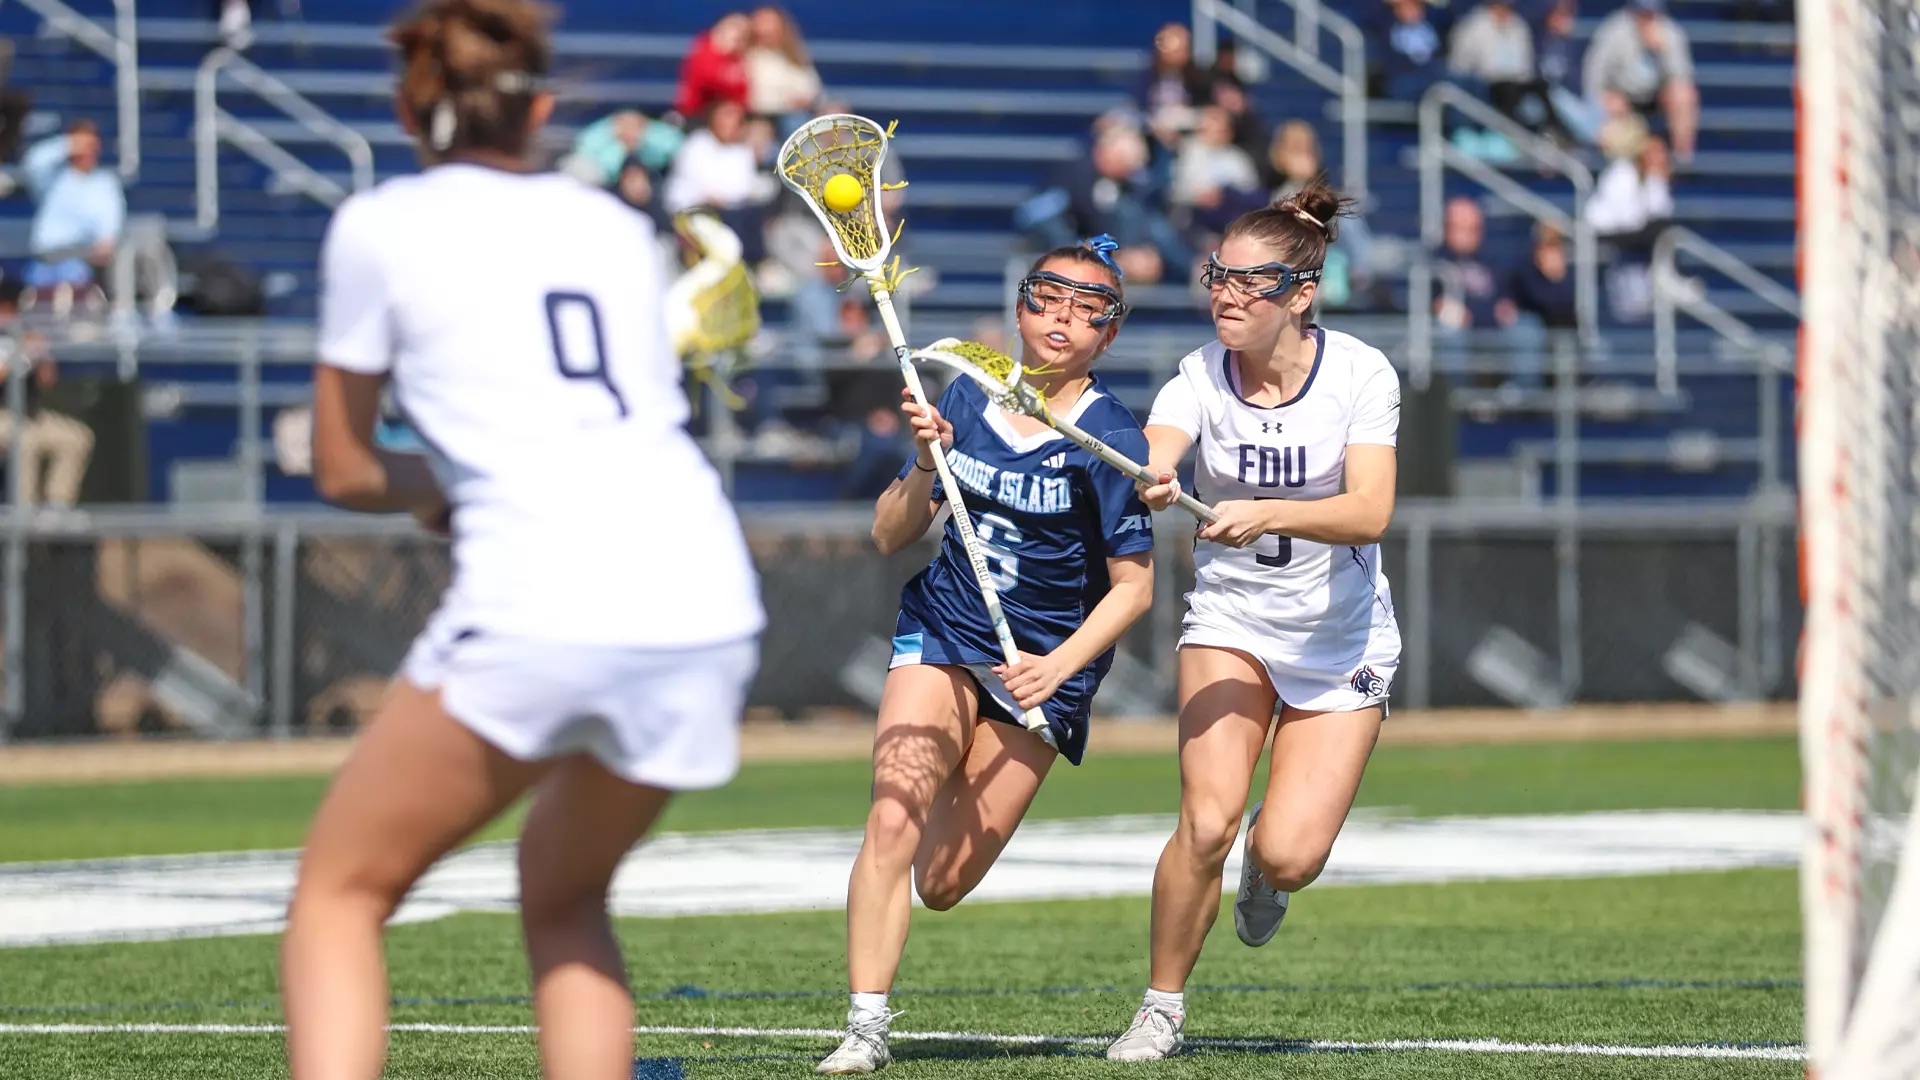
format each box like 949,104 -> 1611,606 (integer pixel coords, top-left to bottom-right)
911,716 -> 1056,911
517,757 -> 674,1080
845,664 -> 976,994
1245,704 -> 1382,891
1146,647 -> 1275,992
282,681 -> 544,1080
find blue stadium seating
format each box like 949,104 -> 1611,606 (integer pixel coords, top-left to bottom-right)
0,0 -> 1797,503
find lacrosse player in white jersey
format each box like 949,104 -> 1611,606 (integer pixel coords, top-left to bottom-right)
1107,182 -> 1403,1062
280,3 -> 763,1079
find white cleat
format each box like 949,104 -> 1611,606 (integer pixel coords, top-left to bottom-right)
1234,801 -> 1290,947
1105,1001 -> 1185,1061
816,1010 -> 895,1074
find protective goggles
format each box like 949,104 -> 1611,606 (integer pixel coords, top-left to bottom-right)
1018,270 -> 1129,327
1200,252 -> 1322,298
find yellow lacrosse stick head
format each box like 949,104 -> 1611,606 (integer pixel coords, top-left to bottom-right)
777,113 -> 897,274
909,338 -> 1054,420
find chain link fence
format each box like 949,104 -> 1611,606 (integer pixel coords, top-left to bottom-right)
0,501 -> 1800,741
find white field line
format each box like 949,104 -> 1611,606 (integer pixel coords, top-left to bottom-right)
0,1022 -> 1807,1060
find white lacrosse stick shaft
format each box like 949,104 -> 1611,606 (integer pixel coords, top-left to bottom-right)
871,291 -> 1053,741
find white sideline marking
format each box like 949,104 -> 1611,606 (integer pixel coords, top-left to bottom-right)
0,811 -> 1800,947
0,1022 -> 1807,1060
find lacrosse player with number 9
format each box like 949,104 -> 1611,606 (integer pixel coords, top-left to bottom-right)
1106,181 -> 1404,1062
817,236 -> 1158,1074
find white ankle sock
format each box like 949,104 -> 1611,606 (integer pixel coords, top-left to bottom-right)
1143,988 -> 1184,1016
850,991 -> 890,1021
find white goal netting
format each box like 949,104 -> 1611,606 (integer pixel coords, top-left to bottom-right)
1799,0 -> 1920,1075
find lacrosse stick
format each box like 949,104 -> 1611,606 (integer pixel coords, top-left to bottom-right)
776,113 -> 1051,742
666,209 -> 760,412
909,338 -> 1219,523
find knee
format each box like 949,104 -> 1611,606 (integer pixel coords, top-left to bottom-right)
864,796 -> 924,863
517,856 -> 609,932
1249,826 -> 1329,893
1174,805 -> 1243,872
289,859 -> 410,927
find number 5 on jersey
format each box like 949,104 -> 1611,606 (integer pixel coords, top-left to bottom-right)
544,292 -> 627,418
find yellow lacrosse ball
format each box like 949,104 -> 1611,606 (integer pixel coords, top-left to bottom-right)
823,173 -> 865,213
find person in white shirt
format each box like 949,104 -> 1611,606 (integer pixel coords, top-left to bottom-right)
1106,182 -> 1403,1063
280,3 -> 763,1078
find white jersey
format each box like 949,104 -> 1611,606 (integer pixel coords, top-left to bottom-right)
1149,329 -> 1400,670
317,164 -> 763,648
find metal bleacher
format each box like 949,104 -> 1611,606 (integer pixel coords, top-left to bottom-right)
0,0 -> 1799,505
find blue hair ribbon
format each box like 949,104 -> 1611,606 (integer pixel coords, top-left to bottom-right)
1084,233 -> 1123,278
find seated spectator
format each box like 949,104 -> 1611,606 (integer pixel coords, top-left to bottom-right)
744,4 -> 822,138
23,120 -> 124,295
1585,130 -> 1675,321
1136,23 -> 1212,155
1206,78 -> 1271,161
1374,0 -> 1446,100
675,13 -> 751,121
559,109 -> 684,191
1504,220 -> 1577,386
0,282 -> 94,509
1449,0 -> 1564,138
1583,0 -> 1697,162
0,39 -> 32,165
1013,122 -> 1190,284
1262,121 -> 1385,310
838,402 -> 912,501
1432,196 -> 1522,373
1535,0 -> 1602,146
1171,105 -> 1264,241
663,101 -> 777,265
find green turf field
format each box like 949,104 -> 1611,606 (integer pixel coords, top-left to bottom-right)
0,735 -> 1805,1078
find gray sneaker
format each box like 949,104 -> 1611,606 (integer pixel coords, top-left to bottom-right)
816,1009 -> 896,1074
1105,1000 -> 1184,1061
1234,801 -> 1290,947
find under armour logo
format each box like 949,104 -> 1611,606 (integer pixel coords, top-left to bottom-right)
1043,453 -> 1067,469
1260,421 -> 1284,434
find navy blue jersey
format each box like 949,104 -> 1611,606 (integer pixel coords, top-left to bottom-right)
890,376 -> 1154,762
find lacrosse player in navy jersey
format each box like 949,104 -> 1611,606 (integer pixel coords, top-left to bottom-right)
816,238 -> 1158,1074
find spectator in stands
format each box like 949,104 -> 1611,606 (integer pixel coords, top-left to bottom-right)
675,13 -> 752,121
1137,23 -> 1211,155
744,4 -> 822,138
1448,0 -> 1565,139
1583,0 -> 1697,163
1171,105 -> 1265,243
559,109 -> 684,190
1433,196 -> 1521,371
614,160 -> 670,232
1261,120 -> 1385,310
839,403 -> 913,501
1205,77 -> 1270,162
0,40 -> 32,165
1503,220 -> 1577,386
0,282 -> 94,509
663,100 -> 777,265
1013,122 -> 1189,285
1371,0 -> 1446,100
22,120 -> 125,296
1535,0 -> 1602,146
1586,129 -> 1675,321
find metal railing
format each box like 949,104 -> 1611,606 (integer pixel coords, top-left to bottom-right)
1413,82 -> 1598,391
13,0 -> 140,180
1652,227 -> 1799,388
1191,0 -> 1369,204
195,47 -> 375,230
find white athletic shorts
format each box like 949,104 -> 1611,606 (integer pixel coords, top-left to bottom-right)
400,615 -> 759,791
1178,597 -> 1400,716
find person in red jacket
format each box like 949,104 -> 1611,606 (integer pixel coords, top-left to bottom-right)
675,13 -> 751,120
